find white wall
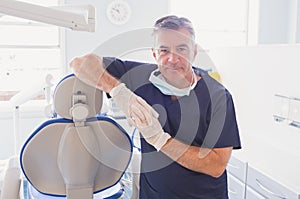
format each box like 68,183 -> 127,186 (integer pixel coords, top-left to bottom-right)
210,45 -> 300,152
210,45 -> 300,191
297,1 -> 300,42
64,0 -> 169,66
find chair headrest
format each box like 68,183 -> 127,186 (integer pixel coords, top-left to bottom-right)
53,74 -> 103,120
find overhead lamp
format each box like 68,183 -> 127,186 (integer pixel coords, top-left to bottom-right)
0,0 -> 95,32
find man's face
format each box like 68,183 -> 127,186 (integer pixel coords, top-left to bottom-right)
152,28 -> 197,88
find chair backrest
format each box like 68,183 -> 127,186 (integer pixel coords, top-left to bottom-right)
20,74 -> 132,199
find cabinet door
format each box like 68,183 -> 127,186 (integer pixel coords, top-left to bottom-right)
247,166 -> 299,198
227,155 -> 247,182
246,186 -> 266,199
228,174 -> 246,199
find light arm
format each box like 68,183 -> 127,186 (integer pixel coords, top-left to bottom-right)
0,0 -> 95,32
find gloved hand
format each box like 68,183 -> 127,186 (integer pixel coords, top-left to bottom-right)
70,54 -> 119,93
109,83 -> 159,126
70,54 -> 105,88
131,105 -> 171,151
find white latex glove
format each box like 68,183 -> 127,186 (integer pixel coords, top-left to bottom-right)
70,54 -> 119,93
70,54 -> 104,88
109,83 -> 158,126
131,105 -> 171,151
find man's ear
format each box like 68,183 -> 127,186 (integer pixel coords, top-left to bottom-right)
193,44 -> 198,61
152,48 -> 157,60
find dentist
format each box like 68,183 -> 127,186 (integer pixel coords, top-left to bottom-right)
70,15 -> 241,199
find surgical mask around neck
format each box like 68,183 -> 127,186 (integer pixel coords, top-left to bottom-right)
149,69 -> 197,96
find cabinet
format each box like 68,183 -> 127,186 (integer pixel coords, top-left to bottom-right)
227,156 -> 300,199
227,156 -> 247,199
246,186 -> 266,199
227,155 -> 247,182
247,165 -> 299,199
228,173 -> 246,199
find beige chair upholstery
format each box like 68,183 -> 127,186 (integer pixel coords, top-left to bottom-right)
20,74 -> 132,199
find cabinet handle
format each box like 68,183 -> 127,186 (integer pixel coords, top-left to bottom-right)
227,163 -> 239,169
229,188 -> 237,195
255,179 -> 286,198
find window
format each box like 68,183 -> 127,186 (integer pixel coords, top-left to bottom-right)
169,0 -> 249,49
0,0 -> 65,103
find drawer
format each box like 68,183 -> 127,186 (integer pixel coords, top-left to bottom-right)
247,166 -> 299,199
227,155 -> 247,182
246,186 -> 266,199
228,173 -> 246,199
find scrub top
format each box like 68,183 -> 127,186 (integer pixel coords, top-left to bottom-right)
104,57 -> 241,199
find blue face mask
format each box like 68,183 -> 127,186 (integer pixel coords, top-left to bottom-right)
149,69 -> 197,96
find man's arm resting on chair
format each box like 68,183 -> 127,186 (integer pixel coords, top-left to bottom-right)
69,54 -> 120,93
69,53 -> 158,125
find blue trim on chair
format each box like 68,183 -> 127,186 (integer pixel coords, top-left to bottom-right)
53,73 -> 74,95
131,128 -> 141,152
20,118 -> 73,198
26,181 -> 124,199
21,74 -> 133,198
20,116 -> 133,198
104,188 -> 124,199
20,117 -> 73,161
88,115 -> 133,196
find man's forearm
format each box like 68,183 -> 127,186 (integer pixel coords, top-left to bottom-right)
97,71 -> 120,93
160,138 -> 232,178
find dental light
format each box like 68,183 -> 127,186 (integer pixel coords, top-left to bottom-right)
0,0 -> 95,32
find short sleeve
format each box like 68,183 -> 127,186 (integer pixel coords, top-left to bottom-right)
203,90 -> 241,149
103,57 -> 157,92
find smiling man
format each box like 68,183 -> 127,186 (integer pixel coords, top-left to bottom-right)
70,15 -> 241,199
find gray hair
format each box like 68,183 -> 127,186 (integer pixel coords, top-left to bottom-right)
153,15 -> 195,40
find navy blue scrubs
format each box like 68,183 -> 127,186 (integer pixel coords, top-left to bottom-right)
104,57 -> 241,199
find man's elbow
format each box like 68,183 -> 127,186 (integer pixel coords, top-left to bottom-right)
209,147 -> 232,178
210,165 -> 227,178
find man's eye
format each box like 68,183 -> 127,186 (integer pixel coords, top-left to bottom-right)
177,47 -> 188,52
159,49 -> 169,54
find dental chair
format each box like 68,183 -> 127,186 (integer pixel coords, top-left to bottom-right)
17,74 -> 133,199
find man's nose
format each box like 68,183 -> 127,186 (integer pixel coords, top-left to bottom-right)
167,52 -> 180,64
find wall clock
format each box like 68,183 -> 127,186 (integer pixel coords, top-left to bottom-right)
106,0 -> 131,25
